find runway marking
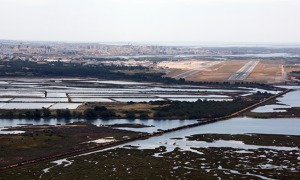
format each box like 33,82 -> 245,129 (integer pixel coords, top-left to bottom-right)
228,61 -> 259,81
172,61 -> 220,79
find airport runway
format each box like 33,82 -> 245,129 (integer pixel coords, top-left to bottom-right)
172,61 -> 220,79
228,61 -> 259,81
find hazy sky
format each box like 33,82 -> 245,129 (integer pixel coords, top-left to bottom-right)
0,0 -> 299,43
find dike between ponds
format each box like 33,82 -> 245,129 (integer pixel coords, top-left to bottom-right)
0,89 -> 292,171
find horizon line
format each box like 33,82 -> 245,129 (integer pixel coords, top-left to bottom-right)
1,39 -> 300,47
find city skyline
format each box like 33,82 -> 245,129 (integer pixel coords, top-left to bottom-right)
0,0 -> 300,43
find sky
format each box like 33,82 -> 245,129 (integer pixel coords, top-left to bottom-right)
0,0 -> 299,44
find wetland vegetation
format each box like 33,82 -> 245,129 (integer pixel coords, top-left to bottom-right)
0,122 -> 139,167
1,133 -> 299,179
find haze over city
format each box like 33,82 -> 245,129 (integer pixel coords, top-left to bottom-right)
2,0 -> 300,179
0,0 -> 300,43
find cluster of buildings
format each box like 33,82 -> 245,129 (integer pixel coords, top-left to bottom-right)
0,40 -> 232,66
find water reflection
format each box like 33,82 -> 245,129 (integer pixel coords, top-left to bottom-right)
0,118 -> 198,133
252,90 -> 300,113
122,117 -> 300,155
38,116 -> 300,175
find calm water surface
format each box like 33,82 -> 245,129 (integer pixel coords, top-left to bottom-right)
252,90 -> 300,113
0,118 -> 198,134
122,117 -> 300,156
38,116 -> 300,177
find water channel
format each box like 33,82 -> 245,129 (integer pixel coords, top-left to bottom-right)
2,85 -> 300,178
36,116 -> 300,179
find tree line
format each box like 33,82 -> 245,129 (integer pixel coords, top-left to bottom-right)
152,92 -> 272,119
0,60 -> 278,89
1,106 -> 116,119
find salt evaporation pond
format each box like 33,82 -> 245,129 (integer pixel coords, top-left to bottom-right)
49,103 -> 82,109
112,98 -> 165,102
47,93 -> 67,98
0,78 -> 283,106
167,98 -> 200,102
275,85 -> 300,90
0,98 -> 12,102
68,94 -> 151,97
156,94 -> 230,98
0,91 -> 45,97
71,98 -> 114,102
11,98 -> 69,103
0,103 -> 82,110
0,103 -> 53,109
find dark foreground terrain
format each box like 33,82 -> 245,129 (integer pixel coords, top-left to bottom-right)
1,133 -> 299,179
0,122 -> 139,167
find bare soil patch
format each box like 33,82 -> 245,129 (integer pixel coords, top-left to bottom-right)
186,61 -> 247,82
247,60 -> 284,83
